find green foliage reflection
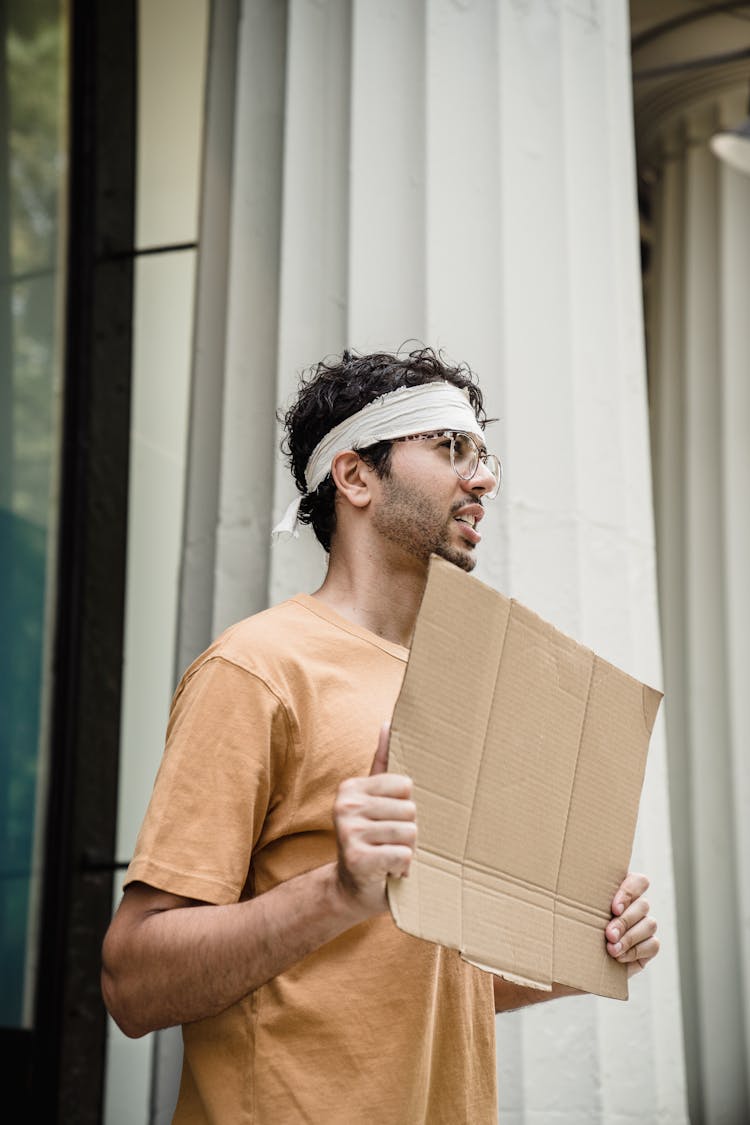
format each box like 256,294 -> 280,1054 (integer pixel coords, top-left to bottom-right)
0,0 -> 66,1028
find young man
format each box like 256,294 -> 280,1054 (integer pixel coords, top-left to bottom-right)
102,348 -> 659,1124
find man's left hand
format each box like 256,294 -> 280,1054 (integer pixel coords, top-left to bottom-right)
605,872 -> 660,977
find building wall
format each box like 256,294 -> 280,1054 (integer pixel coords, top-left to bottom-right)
634,10 -> 750,1113
105,2 -> 692,1121
103,2 -> 209,1122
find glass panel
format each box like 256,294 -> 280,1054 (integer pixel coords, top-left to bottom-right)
0,0 -> 68,1028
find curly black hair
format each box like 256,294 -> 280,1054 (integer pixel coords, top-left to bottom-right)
278,345 -> 489,551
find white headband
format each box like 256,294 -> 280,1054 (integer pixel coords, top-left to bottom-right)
272,381 -> 482,539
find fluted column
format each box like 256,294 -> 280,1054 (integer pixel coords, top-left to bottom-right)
719,123 -> 750,1108
262,2 -> 688,1120
270,0 -> 351,603
167,1 -> 689,1121
648,87 -> 750,1125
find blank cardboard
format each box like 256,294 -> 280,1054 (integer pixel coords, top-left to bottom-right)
387,556 -> 662,1000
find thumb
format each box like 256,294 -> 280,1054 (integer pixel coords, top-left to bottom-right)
369,722 -> 391,776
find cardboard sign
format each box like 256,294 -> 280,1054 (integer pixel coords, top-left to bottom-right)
387,556 -> 662,1000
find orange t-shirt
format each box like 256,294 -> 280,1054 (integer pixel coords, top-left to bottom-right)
125,595 -> 497,1124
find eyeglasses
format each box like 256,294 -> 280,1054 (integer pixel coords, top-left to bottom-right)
392,430 -> 503,499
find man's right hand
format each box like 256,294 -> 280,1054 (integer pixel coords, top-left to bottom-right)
103,723 -> 418,1037
333,723 -> 417,917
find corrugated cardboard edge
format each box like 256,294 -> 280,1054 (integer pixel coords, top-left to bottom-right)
462,958 -> 553,992
387,555 -> 663,1002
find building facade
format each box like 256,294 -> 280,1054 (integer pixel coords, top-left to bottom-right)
3,2 -> 748,1122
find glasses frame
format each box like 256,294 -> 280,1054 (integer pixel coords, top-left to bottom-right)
392,429 -> 503,499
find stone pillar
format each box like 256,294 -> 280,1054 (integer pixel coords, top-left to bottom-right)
719,111 -> 750,1112
186,1 -> 689,1120
648,90 -> 750,1125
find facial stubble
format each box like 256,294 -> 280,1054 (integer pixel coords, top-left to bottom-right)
371,474 -> 477,574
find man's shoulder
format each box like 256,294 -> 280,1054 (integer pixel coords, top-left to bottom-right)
218,597 -> 314,656
178,594 -> 399,702
188,596 -> 334,680
170,599 -> 317,708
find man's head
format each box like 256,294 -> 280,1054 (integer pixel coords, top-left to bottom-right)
279,346 -> 496,560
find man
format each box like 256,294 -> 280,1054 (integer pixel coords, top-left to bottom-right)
102,347 -> 659,1124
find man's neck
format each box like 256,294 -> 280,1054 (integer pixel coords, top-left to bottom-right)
311,547 -> 428,649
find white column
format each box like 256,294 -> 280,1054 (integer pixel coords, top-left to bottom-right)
649,124 -> 700,1119
175,0 -> 240,673
683,105 -> 745,1125
348,0 -> 427,347
270,0 -> 352,605
424,0 -> 510,588
224,1 -> 690,1120
719,127 -> 750,1105
647,87 -> 750,1125
212,0 -> 288,633
485,3 -> 686,1121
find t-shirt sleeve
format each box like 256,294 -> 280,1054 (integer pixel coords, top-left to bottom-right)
124,655 -> 291,905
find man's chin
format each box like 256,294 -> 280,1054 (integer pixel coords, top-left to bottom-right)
434,544 -> 477,573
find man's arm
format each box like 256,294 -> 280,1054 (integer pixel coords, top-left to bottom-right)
102,868 -> 359,1037
102,726 -> 414,1038
493,872 -> 660,1013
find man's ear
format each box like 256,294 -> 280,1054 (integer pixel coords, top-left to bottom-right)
330,450 -> 373,510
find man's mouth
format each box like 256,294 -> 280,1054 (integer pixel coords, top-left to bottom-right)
452,505 -> 484,544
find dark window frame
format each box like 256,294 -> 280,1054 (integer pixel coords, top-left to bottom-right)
3,2 -> 137,1120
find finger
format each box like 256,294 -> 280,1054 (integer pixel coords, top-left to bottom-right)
346,843 -> 414,881
377,845 -> 413,879
370,722 -> 391,776
606,915 -> 657,958
336,842 -> 412,899
627,936 -> 661,977
605,896 -> 650,945
357,796 -> 417,822
357,820 -> 417,848
611,872 -> 649,916
337,774 -> 413,810
619,934 -> 660,972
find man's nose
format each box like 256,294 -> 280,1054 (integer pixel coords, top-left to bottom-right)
463,459 -> 496,496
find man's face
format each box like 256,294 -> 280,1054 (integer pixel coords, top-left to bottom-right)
369,432 -> 494,573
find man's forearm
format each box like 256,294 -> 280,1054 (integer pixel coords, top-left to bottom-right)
102,862 -> 370,1038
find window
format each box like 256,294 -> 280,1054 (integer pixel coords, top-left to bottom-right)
0,0 -> 68,1030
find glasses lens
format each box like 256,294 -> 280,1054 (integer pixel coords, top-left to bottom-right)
451,433 -> 479,480
484,454 -> 502,499
449,433 -> 503,497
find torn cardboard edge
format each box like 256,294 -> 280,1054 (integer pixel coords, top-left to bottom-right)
386,555 -> 663,1001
